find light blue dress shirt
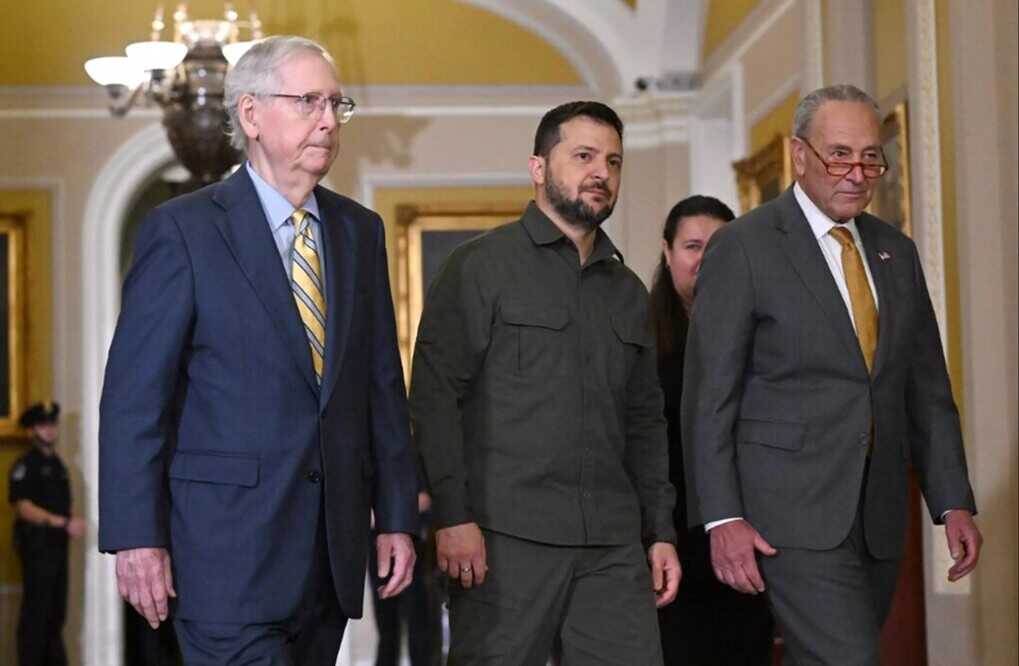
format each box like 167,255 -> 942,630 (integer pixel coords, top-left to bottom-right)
245,162 -> 327,297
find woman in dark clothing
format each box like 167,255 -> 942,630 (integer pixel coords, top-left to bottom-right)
651,196 -> 774,665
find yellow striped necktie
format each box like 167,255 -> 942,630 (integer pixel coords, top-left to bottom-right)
830,226 -> 878,372
290,209 -> 326,384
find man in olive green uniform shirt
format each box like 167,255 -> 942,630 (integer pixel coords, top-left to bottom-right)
410,101 -> 680,665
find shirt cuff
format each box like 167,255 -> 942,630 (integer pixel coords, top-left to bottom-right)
707,511 -> 963,533
704,517 -> 743,532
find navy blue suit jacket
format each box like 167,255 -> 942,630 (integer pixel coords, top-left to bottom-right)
98,167 -> 418,623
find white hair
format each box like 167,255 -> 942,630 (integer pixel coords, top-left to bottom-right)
792,84 -> 880,138
224,36 -> 336,151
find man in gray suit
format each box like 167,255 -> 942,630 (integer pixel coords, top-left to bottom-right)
682,84 -> 982,664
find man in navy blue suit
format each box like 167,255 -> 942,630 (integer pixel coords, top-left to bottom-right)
99,36 -> 419,664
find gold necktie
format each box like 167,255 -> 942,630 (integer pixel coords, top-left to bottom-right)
830,226 -> 878,372
290,209 -> 326,383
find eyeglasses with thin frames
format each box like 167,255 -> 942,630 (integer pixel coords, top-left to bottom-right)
796,137 -> 888,179
265,93 -> 356,123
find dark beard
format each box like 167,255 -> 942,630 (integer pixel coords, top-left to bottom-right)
544,174 -> 614,229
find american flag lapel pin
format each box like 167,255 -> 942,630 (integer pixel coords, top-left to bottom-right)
878,251 -> 891,261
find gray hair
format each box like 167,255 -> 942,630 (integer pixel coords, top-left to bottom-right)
224,36 -> 336,151
792,84 -> 880,138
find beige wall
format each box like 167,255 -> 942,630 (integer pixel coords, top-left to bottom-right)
949,0 -> 1019,663
618,141 -> 692,286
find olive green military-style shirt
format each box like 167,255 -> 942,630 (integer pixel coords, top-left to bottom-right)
410,201 -> 677,546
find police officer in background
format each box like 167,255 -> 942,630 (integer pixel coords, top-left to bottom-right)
8,401 -> 85,666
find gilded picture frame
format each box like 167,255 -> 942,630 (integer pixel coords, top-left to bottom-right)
868,102 -> 912,236
733,134 -> 793,214
393,204 -> 522,381
0,213 -> 26,436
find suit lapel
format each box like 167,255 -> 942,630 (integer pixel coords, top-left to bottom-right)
317,190 -> 357,409
856,216 -> 894,378
211,169 -> 318,394
773,188 -> 869,374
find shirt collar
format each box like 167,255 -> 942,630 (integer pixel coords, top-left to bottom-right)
519,200 -> 623,264
520,201 -> 563,245
246,161 -> 321,230
793,181 -> 860,241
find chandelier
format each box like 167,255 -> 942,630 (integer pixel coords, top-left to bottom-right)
84,4 -> 263,186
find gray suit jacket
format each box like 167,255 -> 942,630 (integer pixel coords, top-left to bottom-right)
681,186 -> 976,560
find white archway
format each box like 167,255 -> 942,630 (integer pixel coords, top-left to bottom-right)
467,0 -> 626,95
79,123 -> 174,666
464,0 -> 706,98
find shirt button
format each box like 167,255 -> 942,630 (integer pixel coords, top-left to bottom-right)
583,491 -> 592,498
306,470 -> 322,483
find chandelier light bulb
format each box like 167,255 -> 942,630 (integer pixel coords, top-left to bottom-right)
125,41 -> 189,71
83,57 -> 147,88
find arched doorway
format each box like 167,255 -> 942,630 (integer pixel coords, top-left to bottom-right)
79,124 -> 175,666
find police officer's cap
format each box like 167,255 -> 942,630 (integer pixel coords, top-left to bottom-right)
19,401 -> 60,429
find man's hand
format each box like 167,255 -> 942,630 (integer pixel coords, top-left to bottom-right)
116,547 -> 176,629
436,522 -> 487,589
376,533 -> 416,599
648,542 -> 681,608
944,510 -> 982,582
709,519 -> 777,594
65,516 -> 86,539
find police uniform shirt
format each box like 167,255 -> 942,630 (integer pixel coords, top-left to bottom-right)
9,447 -> 71,548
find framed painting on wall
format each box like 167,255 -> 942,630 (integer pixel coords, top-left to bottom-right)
393,204 -> 522,381
868,102 -> 912,236
0,213 -> 26,436
733,134 -> 793,214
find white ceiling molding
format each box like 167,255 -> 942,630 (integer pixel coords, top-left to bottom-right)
464,0 -> 625,95
614,92 -> 696,149
657,0 -> 706,74
463,0 -> 703,98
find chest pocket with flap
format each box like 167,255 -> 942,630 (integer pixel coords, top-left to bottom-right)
610,314 -> 652,383
500,301 -> 571,377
